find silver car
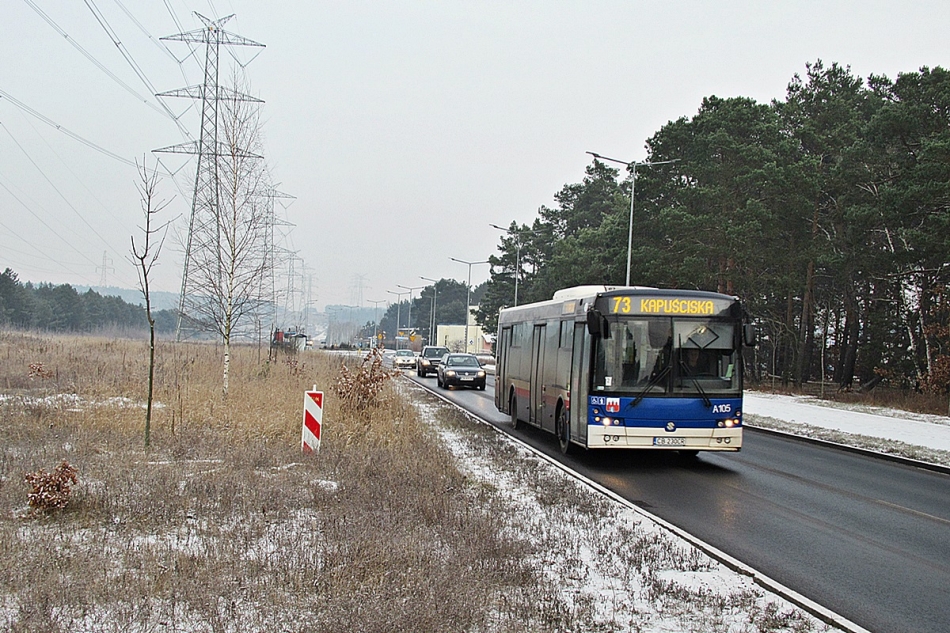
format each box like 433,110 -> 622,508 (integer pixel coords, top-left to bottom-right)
393,349 -> 417,370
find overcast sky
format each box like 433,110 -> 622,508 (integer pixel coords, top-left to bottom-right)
2,1 -> 947,313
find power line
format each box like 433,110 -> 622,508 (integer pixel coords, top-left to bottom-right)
1,123 -> 138,287
0,90 -> 190,198
0,220 -> 95,278
110,0 -> 195,71
81,0 -> 194,140
0,89 -> 136,166
0,178 -> 108,285
14,108 -> 136,230
21,0 -> 176,123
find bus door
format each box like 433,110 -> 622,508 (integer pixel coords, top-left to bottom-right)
530,324 -> 545,426
570,323 -> 588,445
495,327 -> 511,411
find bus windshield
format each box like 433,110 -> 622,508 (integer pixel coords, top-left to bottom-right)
591,317 -> 740,396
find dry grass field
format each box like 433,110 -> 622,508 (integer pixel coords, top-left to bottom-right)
0,332 -> 542,632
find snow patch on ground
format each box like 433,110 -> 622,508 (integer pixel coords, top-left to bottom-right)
0,393 -> 164,410
413,397 -> 836,632
745,392 -> 950,466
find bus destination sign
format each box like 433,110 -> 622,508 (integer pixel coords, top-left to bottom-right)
608,296 -> 732,316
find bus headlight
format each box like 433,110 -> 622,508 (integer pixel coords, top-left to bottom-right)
717,419 -> 740,428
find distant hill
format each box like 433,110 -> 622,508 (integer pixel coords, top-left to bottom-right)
74,286 -> 180,312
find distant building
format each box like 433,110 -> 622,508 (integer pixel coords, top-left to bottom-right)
435,306 -> 492,353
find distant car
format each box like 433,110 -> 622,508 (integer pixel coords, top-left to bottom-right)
474,352 -> 496,375
416,345 -> 450,377
393,349 -> 416,370
437,353 -> 487,390
474,353 -> 495,367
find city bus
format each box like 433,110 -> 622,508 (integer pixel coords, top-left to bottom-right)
494,285 -> 755,455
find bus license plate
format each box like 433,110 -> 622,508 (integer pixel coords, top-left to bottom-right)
654,437 -> 685,446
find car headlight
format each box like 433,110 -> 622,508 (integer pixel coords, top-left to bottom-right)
477,370 -> 486,377
421,359 -> 430,366
446,370 -> 456,377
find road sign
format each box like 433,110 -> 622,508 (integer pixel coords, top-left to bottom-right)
302,389 -> 323,453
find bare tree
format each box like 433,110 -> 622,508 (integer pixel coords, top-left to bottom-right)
181,74 -> 273,394
131,157 -> 172,447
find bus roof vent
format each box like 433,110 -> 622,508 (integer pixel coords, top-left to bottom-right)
552,286 -> 618,301
551,285 -> 659,301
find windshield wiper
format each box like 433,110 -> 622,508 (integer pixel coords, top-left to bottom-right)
628,366 -> 670,409
679,362 -> 712,408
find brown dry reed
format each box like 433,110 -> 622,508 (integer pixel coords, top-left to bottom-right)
0,331 -> 535,632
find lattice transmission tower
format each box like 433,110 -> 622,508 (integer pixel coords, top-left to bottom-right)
153,13 -> 265,339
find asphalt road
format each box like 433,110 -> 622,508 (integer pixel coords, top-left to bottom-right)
406,371 -> 950,633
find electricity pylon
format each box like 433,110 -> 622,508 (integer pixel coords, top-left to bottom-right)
153,13 -> 264,339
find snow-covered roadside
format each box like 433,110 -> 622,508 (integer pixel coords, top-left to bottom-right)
744,392 -> 950,467
412,392 -> 845,633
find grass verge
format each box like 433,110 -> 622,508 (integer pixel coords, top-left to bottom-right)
0,334 -> 534,632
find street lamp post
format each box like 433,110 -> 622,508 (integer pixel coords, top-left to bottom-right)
587,152 -> 679,286
450,257 -> 489,353
367,299 -> 387,349
397,284 -> 424,346
420,276 -> 439,345
386,290 -> 409,349
489,223 -> 546,307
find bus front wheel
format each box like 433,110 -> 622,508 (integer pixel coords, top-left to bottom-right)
556,406 -> 573,455
509,394 -> 521,430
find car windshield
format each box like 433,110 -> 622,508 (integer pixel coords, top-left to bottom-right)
425,347 -> 449,358
447,355 -> 479,367
591,317 -> 739,396
396,350 -> 413,356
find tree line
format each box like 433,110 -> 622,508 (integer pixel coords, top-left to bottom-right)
0,268 -> 177,334
475,61 -> 950,394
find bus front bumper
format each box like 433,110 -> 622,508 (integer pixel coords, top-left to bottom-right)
586,425 -> 742,450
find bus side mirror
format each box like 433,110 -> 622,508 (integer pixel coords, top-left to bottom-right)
586,310 -> 611,339
743,324 -> 757,347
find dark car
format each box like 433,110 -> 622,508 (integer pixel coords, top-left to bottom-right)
416,345 -> 450,377
436,353 -> 487,390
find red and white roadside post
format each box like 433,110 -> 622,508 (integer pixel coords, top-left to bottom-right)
302,387 -> 323,454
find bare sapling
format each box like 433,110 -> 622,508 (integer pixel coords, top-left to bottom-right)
131,157 -> 173,447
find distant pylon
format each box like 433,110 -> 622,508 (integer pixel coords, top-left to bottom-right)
97,251 -> 114,287
153,13 -> 264,339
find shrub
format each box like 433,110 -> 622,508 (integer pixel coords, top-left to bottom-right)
23,460 -> 78,514
334,349 -> 395,411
